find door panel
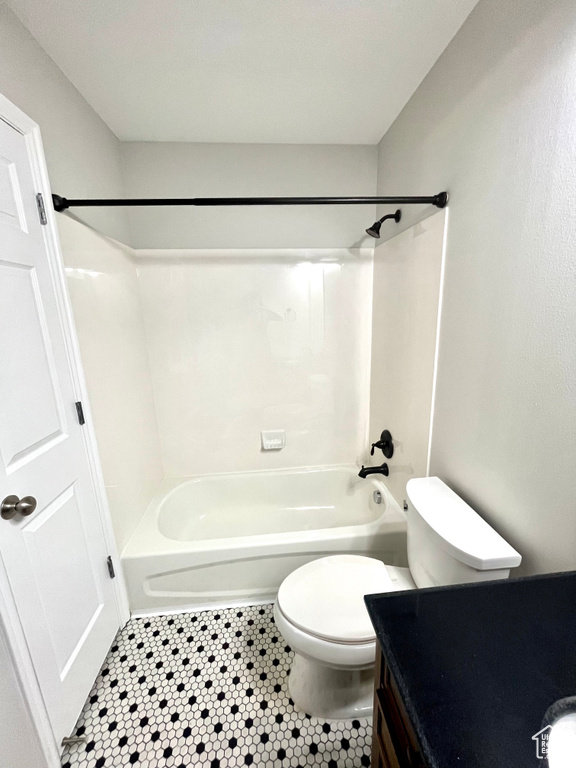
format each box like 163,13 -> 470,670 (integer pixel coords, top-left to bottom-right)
0,152 -> 27,231
0,261 -> 65,471
22,484 -> 102,674
0,116 -> 120,745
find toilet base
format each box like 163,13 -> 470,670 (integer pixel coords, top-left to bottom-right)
288,652 -> 374,720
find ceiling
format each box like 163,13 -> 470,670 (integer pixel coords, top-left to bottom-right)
7,0 -> 479,144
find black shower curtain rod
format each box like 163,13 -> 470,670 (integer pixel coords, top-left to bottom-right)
51,192 -> 448,212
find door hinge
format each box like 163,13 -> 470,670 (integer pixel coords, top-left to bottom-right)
35,193 -> 47,225
75,401 -> 85,425
107,556 -> 116,579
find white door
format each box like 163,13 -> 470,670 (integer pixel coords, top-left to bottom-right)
0,116 -> 120,746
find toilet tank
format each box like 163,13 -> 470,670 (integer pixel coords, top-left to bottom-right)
406,477 -> 522,588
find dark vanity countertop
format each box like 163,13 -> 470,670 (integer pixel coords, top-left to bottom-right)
365,571 -> 576,768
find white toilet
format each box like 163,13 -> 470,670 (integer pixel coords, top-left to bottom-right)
274,476 -> 522,720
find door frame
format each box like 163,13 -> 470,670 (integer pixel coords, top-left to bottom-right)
0,94 -> 130,766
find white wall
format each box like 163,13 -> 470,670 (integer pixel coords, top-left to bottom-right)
121,142 -> 378,249
136,249 -> 373,476
59,219 -> 164,550
0,2 -> 129,244
376,0 -> 576,575
369,212 -> 445,506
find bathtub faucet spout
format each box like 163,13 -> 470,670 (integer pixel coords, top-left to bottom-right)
358,463 -> 389,478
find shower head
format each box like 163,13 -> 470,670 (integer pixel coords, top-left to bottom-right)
366,221 -> 383,238
366,209 -> 401,239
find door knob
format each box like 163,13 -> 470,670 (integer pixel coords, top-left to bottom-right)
1,495 -> 37,520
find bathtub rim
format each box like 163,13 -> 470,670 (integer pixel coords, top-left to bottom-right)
122,464 -> 406,558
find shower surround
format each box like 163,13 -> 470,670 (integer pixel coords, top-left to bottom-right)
135,249 -> 373,477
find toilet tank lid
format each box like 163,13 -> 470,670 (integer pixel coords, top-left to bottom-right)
406,477 -> 522,570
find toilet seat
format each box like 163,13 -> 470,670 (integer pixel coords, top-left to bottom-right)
274,601 -> 378,669
277,555 -> 394,644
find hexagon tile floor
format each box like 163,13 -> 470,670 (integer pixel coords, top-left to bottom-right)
62,604 -> 372,768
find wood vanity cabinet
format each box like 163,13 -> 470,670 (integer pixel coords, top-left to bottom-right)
371,642 -> 426,768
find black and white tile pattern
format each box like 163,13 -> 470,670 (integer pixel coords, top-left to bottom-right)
62,604 -> 371,767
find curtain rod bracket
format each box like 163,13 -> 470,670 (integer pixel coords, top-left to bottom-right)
434,191 -> 448,208
52,194 -> 69,212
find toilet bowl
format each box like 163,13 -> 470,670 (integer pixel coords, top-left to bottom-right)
274,555 -> 414,719
274,476 -> 522,720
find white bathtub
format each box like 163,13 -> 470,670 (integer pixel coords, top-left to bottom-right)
122,465 -> 407,614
